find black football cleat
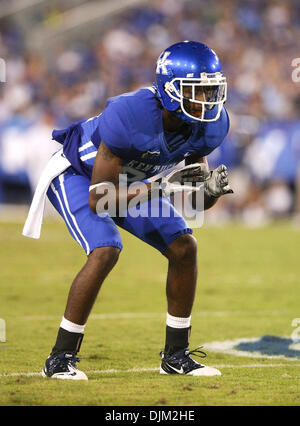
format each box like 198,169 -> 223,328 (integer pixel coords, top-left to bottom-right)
42,351 -> 88,380
160,346 -> 221,376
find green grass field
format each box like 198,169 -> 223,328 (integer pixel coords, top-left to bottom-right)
0,220 -> 300,406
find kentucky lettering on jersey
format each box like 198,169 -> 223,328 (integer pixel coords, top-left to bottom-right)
52,87 -> 230,183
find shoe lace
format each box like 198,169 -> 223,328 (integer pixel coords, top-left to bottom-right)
160,346 -> 207,361
186,346 -> 207,359
67,354 -> 81,367
57,352 -> 80,370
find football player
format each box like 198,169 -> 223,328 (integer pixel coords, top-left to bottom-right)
26,41 -> 233,379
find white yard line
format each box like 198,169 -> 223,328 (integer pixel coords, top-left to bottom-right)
1,363 -> 300,378
18,310 -> 290,321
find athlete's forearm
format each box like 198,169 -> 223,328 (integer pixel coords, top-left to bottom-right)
89,182 -> 158,216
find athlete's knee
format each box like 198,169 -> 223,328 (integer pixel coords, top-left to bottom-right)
88,246 -> 120,271
165,233 -> 197,264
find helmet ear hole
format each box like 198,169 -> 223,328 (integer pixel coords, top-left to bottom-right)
164,81 -> 174,93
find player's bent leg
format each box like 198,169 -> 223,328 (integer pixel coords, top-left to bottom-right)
164,233 -> 198,318
42,245 -> 121,380
43,170 -> 123,380
160,234 -> 221,377
64,246 -> 120,325
114,196 -> 221,376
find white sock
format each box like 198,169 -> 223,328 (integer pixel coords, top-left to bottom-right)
60,316 -> 86,334
166,313 -> 191,329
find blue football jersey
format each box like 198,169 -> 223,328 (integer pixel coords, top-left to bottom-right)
52,87 -> 229,183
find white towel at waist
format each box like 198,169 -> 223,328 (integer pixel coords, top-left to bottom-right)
22,148 -> 71,239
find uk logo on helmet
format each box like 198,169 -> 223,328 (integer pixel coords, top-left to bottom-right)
156,51 -> 173,75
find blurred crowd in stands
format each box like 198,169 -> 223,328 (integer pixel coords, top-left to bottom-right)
0,0 -> 299,225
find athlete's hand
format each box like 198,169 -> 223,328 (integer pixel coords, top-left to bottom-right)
154,163 -> 210,197
167,163 -> 210,185
204,164 -> 233,198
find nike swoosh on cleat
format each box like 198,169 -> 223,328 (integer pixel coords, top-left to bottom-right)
166,364 -> 185,374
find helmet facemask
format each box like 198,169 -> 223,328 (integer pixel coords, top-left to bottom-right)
164,72 -> 227,123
